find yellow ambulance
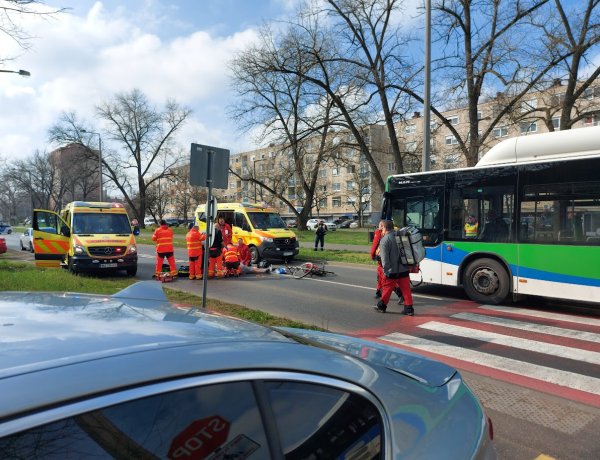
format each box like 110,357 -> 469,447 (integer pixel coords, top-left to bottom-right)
33,201 -> 139,276
195,202 -> 299,263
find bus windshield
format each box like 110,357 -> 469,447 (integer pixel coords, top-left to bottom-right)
247,212 -> 287,230
73,213 -> 132,235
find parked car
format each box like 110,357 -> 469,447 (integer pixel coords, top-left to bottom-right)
0,282 -> 496,459
286,219 -> 297,228
349,220 -> 360,229
339,219 -> 356,228
144,216 -> 157,226
0,223 -> 12,234
306,219 -> 337,231
164,218 -> 180,227
0,237 -> 6,254
19,228 -> 33,252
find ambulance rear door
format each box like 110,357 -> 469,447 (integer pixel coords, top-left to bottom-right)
33,209 -> 70,268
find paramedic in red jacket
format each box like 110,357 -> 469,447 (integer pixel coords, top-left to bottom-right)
152,219 -> 177,279
219,216 -> 233,246
186,222 -> 205,280
236,238 -> 252,266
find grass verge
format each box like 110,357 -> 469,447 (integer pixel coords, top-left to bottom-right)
0,260 -> 324,330
296,247 -> 372,265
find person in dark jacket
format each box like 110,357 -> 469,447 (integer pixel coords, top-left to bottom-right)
314,221 -> 327,251
208,222 -> 224,278
374,220 -> 414,315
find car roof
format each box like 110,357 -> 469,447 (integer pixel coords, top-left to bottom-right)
0,282 -> 457,419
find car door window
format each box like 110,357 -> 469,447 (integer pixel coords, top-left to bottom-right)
265,381 -> 383,459
0,382 -> 269,459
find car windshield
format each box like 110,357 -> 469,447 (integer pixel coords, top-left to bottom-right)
247,212 -> 287,230
72,213 -> 132,235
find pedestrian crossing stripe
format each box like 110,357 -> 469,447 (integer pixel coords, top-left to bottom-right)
480,305 -> 600,327
417,320 -> 600,365
379,331 -> 600,396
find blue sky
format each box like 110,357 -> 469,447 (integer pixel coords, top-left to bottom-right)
0,0 -> 298,162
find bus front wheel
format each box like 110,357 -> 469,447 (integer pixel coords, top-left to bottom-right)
463,258 -> 509,305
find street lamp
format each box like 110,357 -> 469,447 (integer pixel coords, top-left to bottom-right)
82,129 -> 103,201
0,69 -> 31,77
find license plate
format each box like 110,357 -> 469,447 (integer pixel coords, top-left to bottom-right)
283,251 -> 293,256
100,263 -> 118,268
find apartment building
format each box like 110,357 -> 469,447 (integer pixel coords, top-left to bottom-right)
222,80 -> 600,222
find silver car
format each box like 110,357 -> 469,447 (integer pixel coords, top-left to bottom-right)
0,282 -> 495,459
19,227 -> 33,252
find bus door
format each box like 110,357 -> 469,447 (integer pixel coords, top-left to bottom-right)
389,188 -> 444,284
233,211 -> 253,244
33,209 -> 70,269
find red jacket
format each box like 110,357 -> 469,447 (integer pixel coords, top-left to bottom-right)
370,229 -> 382,260
152,224 -> 174,253
221,222 -> 233,246
237,242 -> 251,265
186,228 -> 205,257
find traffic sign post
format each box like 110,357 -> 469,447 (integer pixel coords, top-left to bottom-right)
190,144 -> 230,308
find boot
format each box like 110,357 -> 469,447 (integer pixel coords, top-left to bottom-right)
401,305 -> 414,316
373,300 -> 387,313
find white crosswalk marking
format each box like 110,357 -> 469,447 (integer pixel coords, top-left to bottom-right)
480,305 -> 600,327
381,332 -> 600,396
378,305 -> 600,399
417,321 -> 600,365
451,312 -> 600,343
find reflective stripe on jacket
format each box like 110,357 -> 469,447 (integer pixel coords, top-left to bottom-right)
464,222 -> 479,237
152,224 -> 174,253
222,244 -> 239,263
186,228 -> 205,257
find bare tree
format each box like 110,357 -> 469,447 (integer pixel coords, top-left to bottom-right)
1,0 -> 66,63
528,0 -> 600,130
169,163 -> 207,221
230,24 -> 340,229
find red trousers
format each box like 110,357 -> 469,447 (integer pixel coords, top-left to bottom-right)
381,276 -> 413,306
376,264 -> 383,291
189,253 -> 203,279
155,252 -> 176,276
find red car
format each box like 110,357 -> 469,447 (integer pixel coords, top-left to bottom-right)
0,237 -> 6,254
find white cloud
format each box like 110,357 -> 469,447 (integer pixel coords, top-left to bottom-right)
0,2 -> 261,163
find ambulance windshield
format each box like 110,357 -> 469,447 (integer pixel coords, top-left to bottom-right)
73,213 -> 132,235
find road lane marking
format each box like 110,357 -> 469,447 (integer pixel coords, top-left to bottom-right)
380,332 -> 600,396
289,276 -> 445,301
417,321 -> 600,365
480,305 -> 600,327
452,312 -> 600,343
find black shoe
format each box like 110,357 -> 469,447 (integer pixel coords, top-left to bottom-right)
401,306 -> 414,316
374,289 -> 381,299
320,247 -> 324,251
314,248 -> 318,251
373,301 -> 387,313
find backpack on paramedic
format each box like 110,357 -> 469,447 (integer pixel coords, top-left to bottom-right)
395,226 -> 425,266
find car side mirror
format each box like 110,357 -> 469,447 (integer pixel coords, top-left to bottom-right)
133,226 -> 140,236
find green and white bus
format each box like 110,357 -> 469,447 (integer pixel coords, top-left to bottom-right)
381,126 -> 600,305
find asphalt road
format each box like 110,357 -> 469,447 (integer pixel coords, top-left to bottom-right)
3,234 -> 600,460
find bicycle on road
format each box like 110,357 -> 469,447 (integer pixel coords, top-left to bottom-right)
285,260 -> 335,279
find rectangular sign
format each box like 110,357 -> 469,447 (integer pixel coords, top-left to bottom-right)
190,143 -> 230,189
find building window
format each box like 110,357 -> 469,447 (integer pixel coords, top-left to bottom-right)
445,154 -> 459,165
430,121 -> 438,131
346,181 -> 355,190
584,115 -> 598,126
332,167 -> 340,176
332,197 -> 342,207
477,110 -> 484,120
269,151 -> 275,158
346,165 -> 355,173
260,153 -> 265,159
318,168 -> 327,178
552,117 -> 560,130
319,185 -> 327,192
332,183 -> 341,192
550,92 -> 565,105
250,155 -> 256,161
447,115 -> 459,125
520,121 -> 538,134
445,135 -> 458,146
404,124 -> 416,134
406,141 -> 417,152
493,126 -> 509,138
387,162 -> 396,171
521,99 -> 538,113
319,198 -> 327,208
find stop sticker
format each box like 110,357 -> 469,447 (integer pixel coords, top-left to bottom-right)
168,415 -> 230,459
